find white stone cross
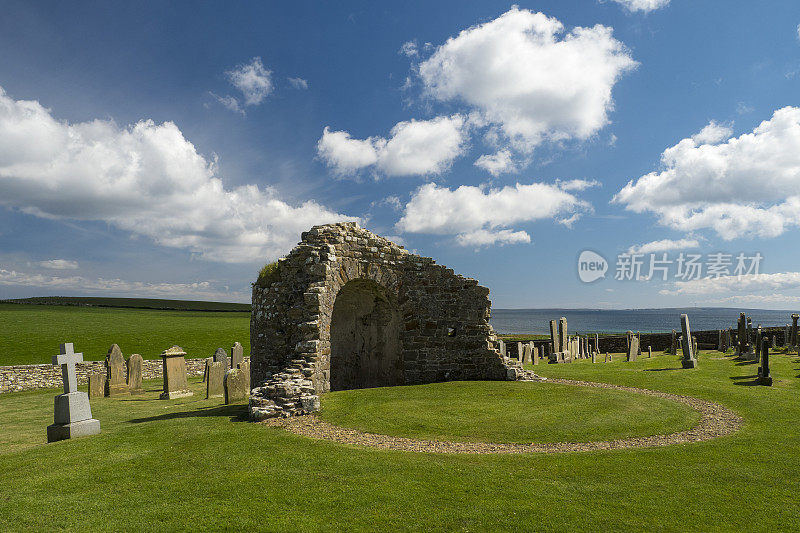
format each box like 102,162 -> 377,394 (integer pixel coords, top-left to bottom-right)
52,343 -> 83,394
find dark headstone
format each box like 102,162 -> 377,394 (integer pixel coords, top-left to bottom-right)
213,348 -> 229,373
758,338 -> 773,386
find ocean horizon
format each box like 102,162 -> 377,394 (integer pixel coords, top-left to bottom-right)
489,307 -> 797,335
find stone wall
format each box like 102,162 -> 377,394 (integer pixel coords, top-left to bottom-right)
249,222 -> 518,419
0,357 -> 249,394
512,326 -> 788,354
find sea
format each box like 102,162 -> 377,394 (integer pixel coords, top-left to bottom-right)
489,307 -> 796,335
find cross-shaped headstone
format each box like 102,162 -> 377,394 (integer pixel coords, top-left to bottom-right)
52,343 -> 83,394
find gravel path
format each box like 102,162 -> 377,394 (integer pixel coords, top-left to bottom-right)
263,379 -> 743,454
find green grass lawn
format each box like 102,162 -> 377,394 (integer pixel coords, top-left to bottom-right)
0,303 -> 250,365
1,348 -> 799,531
320,380 -> 698,443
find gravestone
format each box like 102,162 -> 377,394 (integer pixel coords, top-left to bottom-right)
738,313 -> 748,355
127,353 -> 144,394
206,361 -> 224,398
160,346 -> 193,400
47,343 -> 101,442
785,324 -> 790,347
626,333 -> 639,362
213,348 -> 230,373
591,350 -> 596,363
516,342 -> 523,362
755,326 -> 763,362
498,339 -> 506,357
607,353 -> 612,362
791,314 -> 799,347
648,346 -> 652,358
550,320 -> 560,353
717,330 -> 724,352
670,329 -> 677,355
240,360 -> 251,393
202,357 -> 213,382
88,373 -> 105,399
772,335 -> 777,349
532,344 -> 539,366
224,368 -> 247,404
522,343 -> 532,364
558,317 -> 568,355
104,344 -> 130,397
758,338 -> 773,386
680,314 -> 698,368
231,341 -> 244,369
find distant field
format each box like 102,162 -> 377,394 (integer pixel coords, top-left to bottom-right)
2,296 -> 250,311
0,303 -> 250,366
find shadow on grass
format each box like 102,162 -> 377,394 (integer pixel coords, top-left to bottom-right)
734,360 -> 759,366
642,367 -> 682,372
128,403 -> 248,424
730,375 -> 760,386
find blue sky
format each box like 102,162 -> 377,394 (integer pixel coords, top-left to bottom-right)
2,0 -> 800,309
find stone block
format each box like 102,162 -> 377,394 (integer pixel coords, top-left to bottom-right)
224,368 -> 247,404
88,373 -> 105,399
206,361 -> 224,399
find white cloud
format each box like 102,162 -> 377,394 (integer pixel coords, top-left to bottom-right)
557,178 -> 600,191
691,120 -> 732,145
226,57 -> 273,106
627,238 -> 700,255
399,41 -> 418,57
396,181 -> 590,246
797,23 -> 800,41
613,107 -> 800,240
38,259 -> 79,270
608,0 -> 670,13
0,268 -> 248,301
417,7 -> 636,154
474,149 -> 516,176
288,77 -> 309,90
456,228 -> 530,247
210,93 -> 244,115
0,86 -> 355,263
662,272 -> 800,296
317,115 -> 468,177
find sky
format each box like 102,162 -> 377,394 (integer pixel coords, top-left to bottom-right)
2,0 -> 800,309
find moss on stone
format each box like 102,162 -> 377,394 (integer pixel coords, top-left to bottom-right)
255,261 -> 280,288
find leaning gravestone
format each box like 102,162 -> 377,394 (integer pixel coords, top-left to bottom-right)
224,368 -> 247,404
680,314 -> 698,368
88,373 -> 105,399
127,353 -> 144,394
231,341 -> 244,369
213,348 -> 230,373
160,346 -> 193,400
626,332 -> 639,362
206,361 -> 224,399
105,344 -> 130,397
47,343 -> 101,442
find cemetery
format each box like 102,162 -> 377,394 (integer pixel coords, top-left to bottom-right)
0,224 -> 799,530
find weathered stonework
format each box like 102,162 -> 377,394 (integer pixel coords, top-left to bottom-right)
249,222 -> 522,420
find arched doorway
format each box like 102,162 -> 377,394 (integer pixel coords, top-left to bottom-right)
329,279 -> 403,390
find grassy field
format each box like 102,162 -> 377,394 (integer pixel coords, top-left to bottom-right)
1,348 -> 799,531
1,296 -> 250,311
0,303 -> 250,365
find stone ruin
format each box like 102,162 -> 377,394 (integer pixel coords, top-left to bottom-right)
248,222 -> 530,420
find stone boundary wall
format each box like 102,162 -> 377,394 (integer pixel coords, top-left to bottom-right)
514,327 -> 787,354
0,357 -> 250,394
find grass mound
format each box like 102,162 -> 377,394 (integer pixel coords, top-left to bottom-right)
319,380 -> 699,443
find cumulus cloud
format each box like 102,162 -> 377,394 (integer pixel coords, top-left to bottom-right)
556,178 -> 601,191
417,7 -> 636,155
691,120 -> 732,144
662,272 -> 800,296
399,41 -> 418,57
627,238 -> 700,255
226,57 -> 273,105
608,0 -> 670,13
317,115 -> 468,177
614,107 -> 800,240
474,149 -> 516,176
38,259 -> 79,270
0,268 -> 248,301
0,86 -> 355,263
396,181 -> 590,247
288,77 -> 309,90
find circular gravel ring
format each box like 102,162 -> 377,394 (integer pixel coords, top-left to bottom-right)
264,379 -> 743,454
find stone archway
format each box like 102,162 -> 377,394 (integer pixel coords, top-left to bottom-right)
329,279 -> 403,391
